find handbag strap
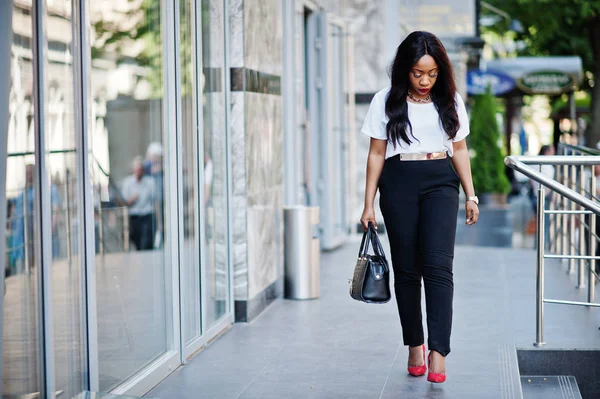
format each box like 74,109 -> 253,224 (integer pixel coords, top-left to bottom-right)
368,224 -> 388,264
358,223 -> 373,258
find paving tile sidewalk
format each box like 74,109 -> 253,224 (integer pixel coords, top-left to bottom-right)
148,237 -> 600,399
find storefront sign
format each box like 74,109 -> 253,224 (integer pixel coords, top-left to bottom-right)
517,71 -> 574,95
467,69 -> 516,96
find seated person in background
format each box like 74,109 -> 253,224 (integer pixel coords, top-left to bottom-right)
122,157 -> 156,251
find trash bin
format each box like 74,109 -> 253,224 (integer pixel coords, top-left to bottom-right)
283,206 -> 320,299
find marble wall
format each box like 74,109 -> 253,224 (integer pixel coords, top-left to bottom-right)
228,0 -> 248,303
244,0 -> 283,76
245,92 -> 283,299
228,0 -> 245,68
229,91 -> 248,300
244,0 -> 283,301
228,0 -> 283,313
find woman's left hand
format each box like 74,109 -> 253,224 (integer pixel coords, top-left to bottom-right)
465,201 -> 479,226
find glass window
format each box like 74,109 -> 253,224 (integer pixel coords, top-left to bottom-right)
181,0 -> 202,344
88,0 -> 173,390
201,0 -> 229,328
45,0 -> 85,396
3,2 -> 40,396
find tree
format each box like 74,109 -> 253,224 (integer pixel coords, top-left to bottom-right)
92,0 -> 163,96
484,0 -> 600,146
469,87 -> 511,196
91,0 -> 202,98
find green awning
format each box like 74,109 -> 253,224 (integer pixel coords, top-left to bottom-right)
485,56 -> 583,95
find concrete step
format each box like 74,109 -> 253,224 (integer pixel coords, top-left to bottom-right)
518,349 -> 600,398
521,376 -> 582,399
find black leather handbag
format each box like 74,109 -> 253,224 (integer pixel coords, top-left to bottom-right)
349,223 -> 391,303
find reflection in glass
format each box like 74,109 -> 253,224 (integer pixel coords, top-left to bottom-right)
89,0 -> 171,390
181,0 -> 202,344
45,0 -> 86,396
3,2 -> 40,396
201,0 -> 229,327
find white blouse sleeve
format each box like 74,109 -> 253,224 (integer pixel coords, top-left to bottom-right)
361,91 -> 388,141
453,92 -> 470,142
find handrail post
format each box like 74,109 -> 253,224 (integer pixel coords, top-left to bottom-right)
547,190 -> 556,254
569,164 -> 576,274
589,169 -> 596,304
578,164 -> 585,288
562,163 -> 569,267
535,189 -> 546,346
558,145 -> 565,257
554,167 -> 563,254
554,148 -> 561,255
554,166 -> 561,254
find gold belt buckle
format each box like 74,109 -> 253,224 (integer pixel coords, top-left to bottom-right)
399,152 -> 446,161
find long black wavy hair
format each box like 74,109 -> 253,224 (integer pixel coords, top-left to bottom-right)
385,31 -> 459,147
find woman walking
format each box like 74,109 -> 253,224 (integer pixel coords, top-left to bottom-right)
360,31 -> 479,383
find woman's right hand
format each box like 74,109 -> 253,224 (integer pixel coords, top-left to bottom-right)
360,206 -> 377,231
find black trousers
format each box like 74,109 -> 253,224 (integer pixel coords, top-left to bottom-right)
129,214 -> 154,251
378,156 -> 460,357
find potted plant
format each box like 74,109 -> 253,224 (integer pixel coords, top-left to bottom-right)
468,87 -> 511,205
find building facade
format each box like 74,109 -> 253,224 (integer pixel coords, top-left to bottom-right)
0,0 -> 477,397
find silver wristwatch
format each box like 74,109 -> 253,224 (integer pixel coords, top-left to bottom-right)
466,195 -> 479,205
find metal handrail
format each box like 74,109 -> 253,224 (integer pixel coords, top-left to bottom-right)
557,144 -> 598,290
560,142 -> 600,155
509,154 -> 600,166
505,152 -> 600,346
5,205 -> 131,269
504,156 -> 600,213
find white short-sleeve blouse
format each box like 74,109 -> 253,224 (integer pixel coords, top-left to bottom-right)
360,87 -> 470,159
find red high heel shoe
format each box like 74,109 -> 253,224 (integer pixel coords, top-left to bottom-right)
407,344 -> 426,377
427,352 -> 446,383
